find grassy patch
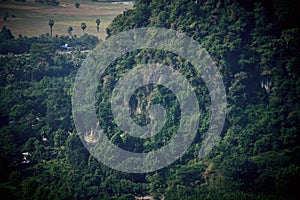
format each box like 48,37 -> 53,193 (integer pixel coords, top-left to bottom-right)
0,0 -> 132,39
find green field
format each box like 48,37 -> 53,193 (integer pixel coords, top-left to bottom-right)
0,0 -> 133,39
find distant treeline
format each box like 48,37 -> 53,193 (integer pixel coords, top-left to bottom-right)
0,26 -> 98,54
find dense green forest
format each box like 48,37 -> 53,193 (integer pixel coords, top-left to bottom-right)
1,0 -> 300,199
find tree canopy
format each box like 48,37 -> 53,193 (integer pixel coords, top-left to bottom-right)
1,0 -> 300,199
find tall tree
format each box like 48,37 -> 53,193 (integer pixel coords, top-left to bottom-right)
96,18 -> 101,32
75,2 -> 80,8
67,26 -> 73,36
0,26 -> 14,40
81,23 -> 86,33
48,19 -> 54,37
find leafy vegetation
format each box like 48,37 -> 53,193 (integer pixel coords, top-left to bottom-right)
75,2 -> 80,9
1,0 -> 300,199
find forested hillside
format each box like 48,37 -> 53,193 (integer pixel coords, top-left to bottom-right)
1,0 -> 300,199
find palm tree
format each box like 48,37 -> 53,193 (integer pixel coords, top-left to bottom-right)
67,26 -> 73,35
49,19 -> 54,36
81,23 -> 86,33
96,18 -> 101,32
